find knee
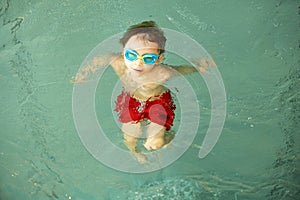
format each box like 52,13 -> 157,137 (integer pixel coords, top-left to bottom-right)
152,138 -> 164,149
144,137 -> 164,150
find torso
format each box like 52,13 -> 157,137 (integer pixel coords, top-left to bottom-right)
111,55 -> 171,101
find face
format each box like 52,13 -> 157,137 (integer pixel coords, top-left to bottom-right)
123,34 -> 163,76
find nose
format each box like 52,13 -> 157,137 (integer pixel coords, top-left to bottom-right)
135,58 -> 143,66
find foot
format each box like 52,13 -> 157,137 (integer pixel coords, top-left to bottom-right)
133,152 -> 148,163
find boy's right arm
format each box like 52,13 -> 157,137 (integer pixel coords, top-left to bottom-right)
71,53 -> 123,83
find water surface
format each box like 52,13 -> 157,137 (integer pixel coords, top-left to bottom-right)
0,0 -> 299,199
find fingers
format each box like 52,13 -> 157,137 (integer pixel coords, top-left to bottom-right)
208,57 -> 217,67
192,57 -> 217,74
70,62 -> 94,83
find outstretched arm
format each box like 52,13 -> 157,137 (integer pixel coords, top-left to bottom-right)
167,64 -> 198,75
70,53 -> 122,83
162,57 -> 217,77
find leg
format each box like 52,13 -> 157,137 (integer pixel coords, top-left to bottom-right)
144,122 -> 166,150
122,122 -> 142,152
122,122 -> 147,163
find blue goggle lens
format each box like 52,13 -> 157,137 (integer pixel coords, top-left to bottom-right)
124,49 -> 159,65
125,50 -> 138,61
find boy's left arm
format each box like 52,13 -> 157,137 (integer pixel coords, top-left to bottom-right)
166,64 -> 198,76
163,57 -> 217,77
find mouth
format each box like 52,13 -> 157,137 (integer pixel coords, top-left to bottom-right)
131,68 -> 143,73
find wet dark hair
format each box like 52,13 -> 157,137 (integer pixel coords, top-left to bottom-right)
120,21 -> 166,53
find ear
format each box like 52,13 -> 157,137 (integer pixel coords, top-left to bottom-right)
157,54 -> 164,63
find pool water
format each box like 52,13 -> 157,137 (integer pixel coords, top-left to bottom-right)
1,0 -> 299,199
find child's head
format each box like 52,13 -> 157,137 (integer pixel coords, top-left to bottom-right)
120,21 -> 166,54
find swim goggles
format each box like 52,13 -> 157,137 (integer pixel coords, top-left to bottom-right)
124,48 -> 160,65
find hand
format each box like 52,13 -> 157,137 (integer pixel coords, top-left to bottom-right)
192,57 -> 216,74
70,63 -> 93,83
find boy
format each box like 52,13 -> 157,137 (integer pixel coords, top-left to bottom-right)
72,21 -> 214,162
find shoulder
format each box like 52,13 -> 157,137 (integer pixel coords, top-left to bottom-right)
110,54 -> 127,77
150,64 -> 174,80
110,53 -> 123,66
158,64 -> 180,78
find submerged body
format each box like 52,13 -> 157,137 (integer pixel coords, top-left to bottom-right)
110,35 -> 177,158
72,21 -> 213,162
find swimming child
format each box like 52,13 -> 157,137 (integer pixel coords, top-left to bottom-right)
71,21 -> 215,162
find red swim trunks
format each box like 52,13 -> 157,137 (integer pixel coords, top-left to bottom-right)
115,90 -> 176,131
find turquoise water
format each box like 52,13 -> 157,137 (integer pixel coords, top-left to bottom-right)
1,0 -> 299,199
